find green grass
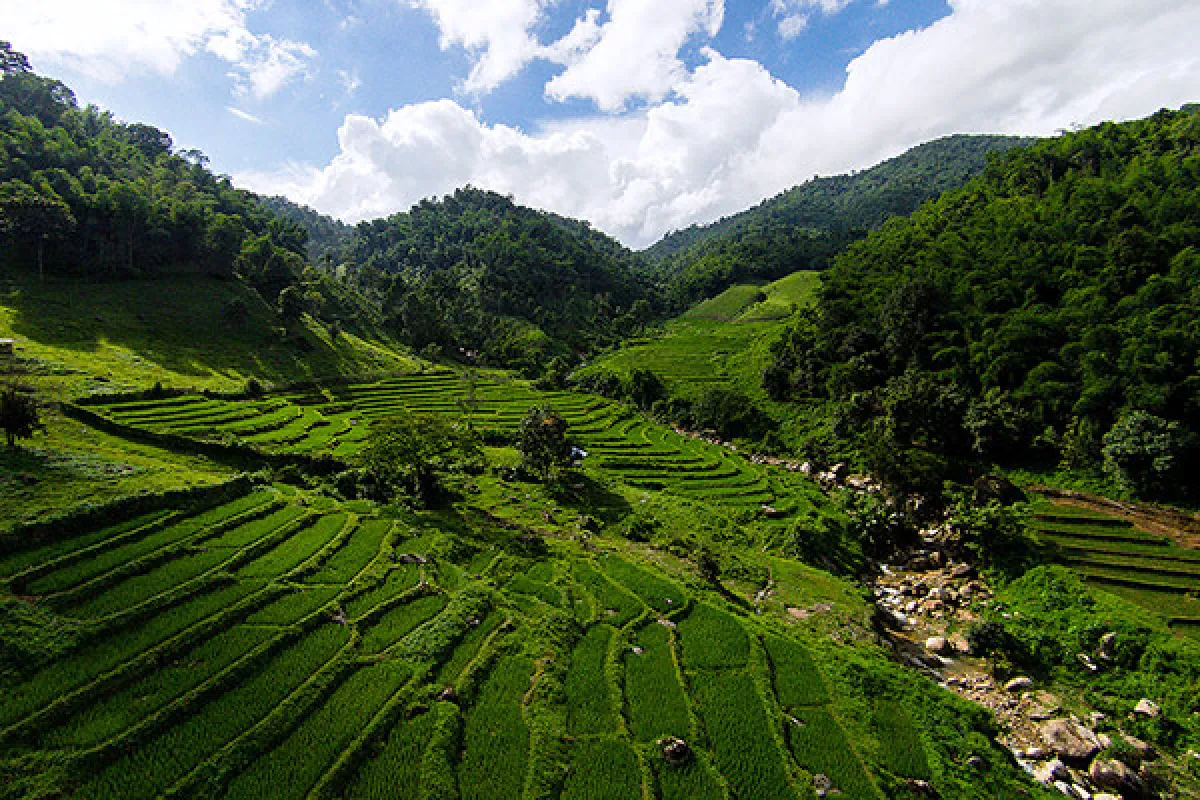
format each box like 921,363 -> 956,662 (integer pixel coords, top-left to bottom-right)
305,518 -> 391,584
226,660 -> 411,800
344,565 -> 422,618
690,670 -> 798,800
566,625 -> 619,735
561,738 -> 642,800
75,624 -> 351,800
360,595 -> 449,654
785,708 -> 881,800
435,613 -> 503,686
345,705 -> 439,800
624,622 -> 691,743
1,581 -> 258,728
40,625 -> 278,748
573,561 -> 644,628
243,587 -> 341,626
679,604 -> 750,670
0,511 -> 171,578
764,635 -> 828,709
654,755 -> 726,800
457,655 -> 534,800
236,513 -> 347,579
600,555 -> 685,614
872,699 -> 931,781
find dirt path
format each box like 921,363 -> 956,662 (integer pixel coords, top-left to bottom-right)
1031,487 -> 1200,549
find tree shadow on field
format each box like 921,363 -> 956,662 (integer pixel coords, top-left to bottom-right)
1,276 -> 392,386
548,472 -> 631,524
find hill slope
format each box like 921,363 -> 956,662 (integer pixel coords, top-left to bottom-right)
348,186 -> 656,371
646,135 -> 1034,306
766,105 -> 1200,500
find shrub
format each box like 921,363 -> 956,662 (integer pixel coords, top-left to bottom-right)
1102,410 -> 1186,497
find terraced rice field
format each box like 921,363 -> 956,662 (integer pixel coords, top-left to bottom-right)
1032,505 -> 1200,633
87,370 -> 801,516
2,482 -> 928,799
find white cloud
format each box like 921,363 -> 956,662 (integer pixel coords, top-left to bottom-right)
771,0 -> 857,39
239,0 -> 1200,248
2,0 -> 316,99
338,68 -> 363,96
406,0 -> 548,93
227,106 -> 264,124
543,0 -> 725,112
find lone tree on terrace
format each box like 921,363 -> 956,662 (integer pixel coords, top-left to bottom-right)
1,384 -> 45,447
517,406 -> 573,481
360,413 -> 480,506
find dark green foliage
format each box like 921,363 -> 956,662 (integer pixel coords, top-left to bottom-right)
766,108 -> 1200,500
518,405 -> 573,481
561,739 -> 642,800
360,413 -> 481,505
0,48 -> 310,283
871,699 -> 932,781
350,187 -> 656,368
0,384 -> 44,447
346,705 -> 437,800
647,135 -> 1032,306
785,708 -> 881,799
1102,410 -> 1188,497
565,624 -> 618,735
0,597 -> 84,681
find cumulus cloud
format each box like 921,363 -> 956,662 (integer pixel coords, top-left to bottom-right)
2,0 -> 316,99
543,0 -> 726,112
239,0 -> 1200,248
771,0 -> 857,39
406,0 -> 548,93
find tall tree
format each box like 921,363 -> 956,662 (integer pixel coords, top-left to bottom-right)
517,406 -> 574,481
0,192 -> 76,282
0,384 -> 44,447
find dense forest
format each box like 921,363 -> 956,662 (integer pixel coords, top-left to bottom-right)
765,106 -> 1200,501
345,188 -> 657,371
255,195 -> 352,268
648,135 -> 1033,307
0,43 -> 314,302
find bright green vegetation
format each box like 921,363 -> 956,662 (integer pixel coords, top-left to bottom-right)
600,554 -> 685,614
305,518 -> 391,584
764,635 -> 828,709
976,566 -> 1200,755
580,270 -> 821,407
765,106 -> 1200,500
690,670 -> 799,799
871,699 -> 932,782
457,655 -> 534,800
785,708 -> 880,800
573,560 -> 644,628
645,134 -> 1034,303
345,705 -> 438,800
561,739 -> 642,800
360,594 -> 449,653
624,622 -> 692,742
679,603 -> 751,670
565,624 -> 618,735
75,624 -> 351,800
1029,506 -> 1200,628
225,660 -> 411,800
654,755 -> 726,800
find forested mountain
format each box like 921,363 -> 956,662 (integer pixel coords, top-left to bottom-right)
765,106 -> 1200,500
346,187 -> 657,371
256,195 -> 352,267
647,135 -> 1034,306
0,43 -> 312,299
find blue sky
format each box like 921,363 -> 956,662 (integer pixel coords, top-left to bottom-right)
7,0 -> 1199,246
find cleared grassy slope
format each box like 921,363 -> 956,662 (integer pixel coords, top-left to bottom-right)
0,275 -> 416,399
579,270 -> 820,404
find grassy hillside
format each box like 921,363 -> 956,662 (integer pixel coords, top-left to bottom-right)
0,274 -> 416,399
578,270 -> 820,407
0,393 -> 1053,800
0,272 -> 417,531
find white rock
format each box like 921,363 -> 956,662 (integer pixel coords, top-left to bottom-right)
1005,677 -> 1033,692
1133,698 -> 1160,717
